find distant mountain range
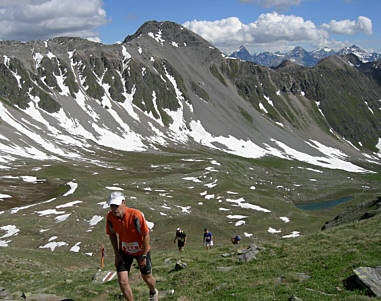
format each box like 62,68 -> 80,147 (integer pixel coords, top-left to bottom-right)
229,45 -> 381,67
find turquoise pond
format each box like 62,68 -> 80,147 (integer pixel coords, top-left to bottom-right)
295,196 -> 353,210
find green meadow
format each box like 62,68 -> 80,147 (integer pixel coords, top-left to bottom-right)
0,149 -> 380,300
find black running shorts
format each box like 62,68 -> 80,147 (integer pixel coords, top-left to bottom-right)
116,251 -> 152,275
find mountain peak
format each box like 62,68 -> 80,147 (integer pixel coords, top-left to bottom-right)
317,54 -> 350,70
123,20 -> 212,48
230,45 -> 252,60
290,46 -> 309,56
239,45 -> 249,52
338,44 -> 367,55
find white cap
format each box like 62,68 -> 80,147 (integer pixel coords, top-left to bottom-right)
176,227 -> 181,231
108,191 -> 125,206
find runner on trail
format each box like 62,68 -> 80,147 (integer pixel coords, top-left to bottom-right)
203,228 -> 214,250
173,227 -> 187,251
231,234 -> 241,245
106,191 -> 158,301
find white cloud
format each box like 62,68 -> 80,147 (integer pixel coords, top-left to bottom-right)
240,0 -> 303,10
322,16 -> 372,35
184,13 -> 329,52
0,0 -> 108,41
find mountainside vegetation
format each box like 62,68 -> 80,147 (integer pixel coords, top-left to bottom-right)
1,205 -> 380,300
0,21 -> 381,300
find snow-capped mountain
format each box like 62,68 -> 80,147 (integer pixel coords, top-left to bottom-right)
230,45 -> 381,67
310,47 -> 336,61
0,21 -> 381,173
337,45 -> 381,63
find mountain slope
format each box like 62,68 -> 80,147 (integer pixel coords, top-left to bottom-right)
0,21 -> 380,173
1,208 -> 380,300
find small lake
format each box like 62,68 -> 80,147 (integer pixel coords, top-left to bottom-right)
295,196 -> 353,211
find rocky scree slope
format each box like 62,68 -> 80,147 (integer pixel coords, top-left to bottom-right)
0,21 -> 380,170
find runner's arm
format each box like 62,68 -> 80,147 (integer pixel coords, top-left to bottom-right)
109,232 -> 119,255
107,220 -> 119,255
142,231 -> 150,256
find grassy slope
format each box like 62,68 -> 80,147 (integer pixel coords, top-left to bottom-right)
0,213 -> 380,300
0,150 -> 380,300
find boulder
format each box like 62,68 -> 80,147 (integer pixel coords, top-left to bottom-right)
354,266 -> 381,297
236,244 -> 261,263
344,266 -> 381,297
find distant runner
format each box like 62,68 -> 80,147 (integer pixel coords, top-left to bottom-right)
106,191 -> 158,301
231,234 -> 241,245
203,228 -> 214,250
173,227 -> 187,251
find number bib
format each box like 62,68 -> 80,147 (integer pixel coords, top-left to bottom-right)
121,241 -> 141,254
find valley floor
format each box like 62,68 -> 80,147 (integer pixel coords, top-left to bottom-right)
0,151 -> 380,300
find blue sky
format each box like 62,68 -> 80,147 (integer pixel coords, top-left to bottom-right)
0,0 -> 380,54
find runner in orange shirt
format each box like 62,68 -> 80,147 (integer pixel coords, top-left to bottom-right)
106,191 -> 158,301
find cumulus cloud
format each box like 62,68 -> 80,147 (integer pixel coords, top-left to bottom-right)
0,0 -> 108,41
240,0 -> 304,10
184,13 -> 329,52
322,16 -> 372,35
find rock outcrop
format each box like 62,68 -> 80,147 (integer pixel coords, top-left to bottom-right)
322,196 -> 381,230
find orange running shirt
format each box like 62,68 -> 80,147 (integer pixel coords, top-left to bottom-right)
106,207 -> 149,255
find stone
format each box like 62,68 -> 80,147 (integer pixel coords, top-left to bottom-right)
296,272 -> 310,281
175,260 -> 187,271
161,289 -> 175,296
207,283 -> 228,295
353,266 -> 381,297
216,266 -> 235,272
26,294 -> 73,301
343,266 -> 381,297
236,244 -> 260,263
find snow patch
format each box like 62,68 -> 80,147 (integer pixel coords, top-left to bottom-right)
226,197 -> 271,212
268,227 -> 281,234
235,220 -> 245,226
39,241 -> 68,251
56,200 -> 82,208
70,242 -> 81,252
63,181 -> 78,196
282,231 -> 300,238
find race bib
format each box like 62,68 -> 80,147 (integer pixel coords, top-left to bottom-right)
121,241 -> 141,254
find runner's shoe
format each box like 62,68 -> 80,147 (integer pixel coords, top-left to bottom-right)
148,288 -> 159,301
